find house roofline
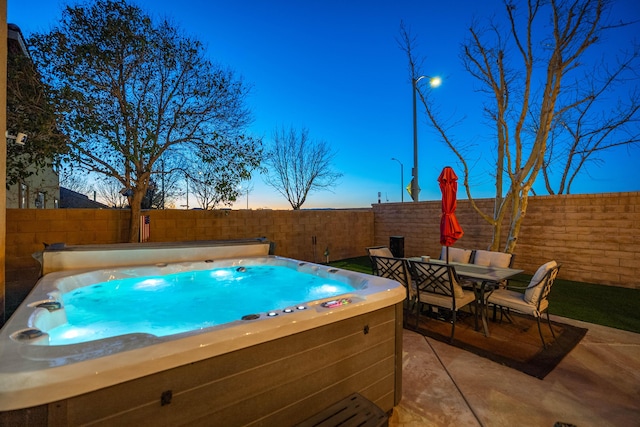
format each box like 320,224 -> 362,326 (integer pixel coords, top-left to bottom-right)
8,23 -> 31,59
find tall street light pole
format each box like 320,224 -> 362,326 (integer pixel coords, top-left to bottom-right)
180,172 -> 189,210
391,158 -> 404,202
411,75 -> 442,201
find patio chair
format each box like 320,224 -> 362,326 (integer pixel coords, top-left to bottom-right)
486,261 -> 561,349
472,249 -> 515,288
406,259 -> 476,343
370,255 -> 414,327
472,249 -> 515,268
366,245 -> 394,259
439,246 -> 473,264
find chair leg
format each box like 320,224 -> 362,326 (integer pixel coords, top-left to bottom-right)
501,307 -> 514,324
536,316 -> 547,349
403,298 -> 414,328
545,311 -> 556,340
474,302 -> 479,332
492,304 -> 505,322
450,310 -> 456,343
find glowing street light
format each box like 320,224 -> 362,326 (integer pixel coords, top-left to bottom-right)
411,75 -> 441,201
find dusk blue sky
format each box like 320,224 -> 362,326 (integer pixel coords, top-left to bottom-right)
8,0 -> 640,209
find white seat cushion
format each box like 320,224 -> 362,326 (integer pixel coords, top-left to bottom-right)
473,250 -> 512,268
451,275 -> 466,299
419,288 -> 475,310
369,247 -> 394,258
488,288 -> 548,317
524,260 -> 557,305
440,247 -> 473,264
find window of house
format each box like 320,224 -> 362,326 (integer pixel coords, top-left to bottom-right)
35,192 -> 45,209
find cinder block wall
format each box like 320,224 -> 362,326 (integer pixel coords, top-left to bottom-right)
5,190 -> 639,318
148,208 -> 373,262
372,192 -> 640,289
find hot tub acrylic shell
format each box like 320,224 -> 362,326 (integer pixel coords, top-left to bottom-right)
0,251 -> 405,425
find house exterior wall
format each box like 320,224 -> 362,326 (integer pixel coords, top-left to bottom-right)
6,24 -> 60,210
5,160 -> 60,209
1,2 -> 7,326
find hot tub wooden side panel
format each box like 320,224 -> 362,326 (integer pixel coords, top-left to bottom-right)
3,303 -> 403,426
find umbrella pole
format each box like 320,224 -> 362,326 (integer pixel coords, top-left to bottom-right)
446,246 -> 449,263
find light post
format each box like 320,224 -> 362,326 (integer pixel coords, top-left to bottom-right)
411,75 -> 442,201
180,172 -> 189,210
238,181 -> 253,209
391,158 -> 404,202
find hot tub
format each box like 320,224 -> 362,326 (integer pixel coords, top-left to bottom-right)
0,239 -> 405,426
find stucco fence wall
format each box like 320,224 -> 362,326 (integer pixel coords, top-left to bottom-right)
4,191 -> 639,319
372,192 -> 640,289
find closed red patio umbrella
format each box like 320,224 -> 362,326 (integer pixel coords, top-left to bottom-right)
438,166 -> 464,262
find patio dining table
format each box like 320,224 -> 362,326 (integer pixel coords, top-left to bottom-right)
408,258 -> 524,337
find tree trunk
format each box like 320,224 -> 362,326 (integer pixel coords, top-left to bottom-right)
127,190 -> 144,243
505,189 -> 528,254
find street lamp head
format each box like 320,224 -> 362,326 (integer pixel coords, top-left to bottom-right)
415,75 -> 442,88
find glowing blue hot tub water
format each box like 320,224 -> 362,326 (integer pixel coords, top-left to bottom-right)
47,265 -> 356,345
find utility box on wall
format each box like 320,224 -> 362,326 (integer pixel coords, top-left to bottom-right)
389,236 -> 404,258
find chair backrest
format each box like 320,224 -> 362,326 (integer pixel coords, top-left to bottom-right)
472,249 -> 514,268
524,261 -> 561,306
367,246 -> 394,259
407,259 -> 465,303
439,247 -> 473,264
370,255 -> 413,300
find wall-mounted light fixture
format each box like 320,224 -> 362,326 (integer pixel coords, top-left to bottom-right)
6,131 -> 28,145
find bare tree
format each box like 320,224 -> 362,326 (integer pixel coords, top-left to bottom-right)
189,136 -> 260,209
59,170 -> 91,196
263,126 -> 342,210
29,0 -> 261,241
95,177 -> 128,208
189,163 -> 234,210
152,155 -> 190,209
540,51 -> 640,194
402,0 -> 639,253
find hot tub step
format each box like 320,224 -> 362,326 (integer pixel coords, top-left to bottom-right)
296,393 -> 388,427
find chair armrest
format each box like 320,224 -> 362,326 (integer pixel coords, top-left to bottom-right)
503,279 -> 530,292
505,278 -> 545,292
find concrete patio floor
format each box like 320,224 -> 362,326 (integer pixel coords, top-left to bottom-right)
388,315 -> 640,427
